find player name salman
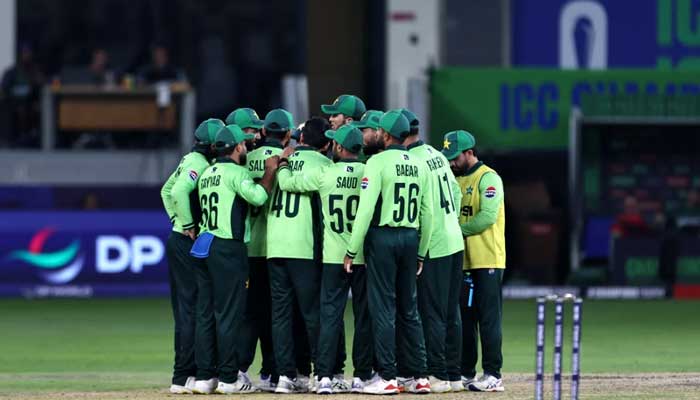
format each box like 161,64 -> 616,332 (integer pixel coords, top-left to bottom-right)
248,159 -> 265,172
396,163 -> 419,177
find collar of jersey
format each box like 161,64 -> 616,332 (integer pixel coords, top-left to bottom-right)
294,145 -> 317,152
406,140 -> 424,150
336,158 -> 360,163
386,144 -> 406,151
215,157 -> 236,164
464,160 -> 484,176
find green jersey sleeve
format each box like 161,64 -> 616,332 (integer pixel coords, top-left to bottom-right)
172,153 -> 209,231
416,163 -> 434,261
346,157 -> 381,259
277,164 -> 323,193
461,172 -> 504,236
233,170 -> 269,207
160,170 -> 178,225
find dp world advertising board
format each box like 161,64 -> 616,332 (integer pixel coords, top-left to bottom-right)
0,212 -> 172,298
513,0 -> 700,69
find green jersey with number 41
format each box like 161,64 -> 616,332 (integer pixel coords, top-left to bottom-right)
198,159 -> 269,241
278,159 -> 365,264
267,147 -> 332,259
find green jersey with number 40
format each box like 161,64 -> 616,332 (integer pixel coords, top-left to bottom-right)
267,147 -> 332,259
277,159 -> 365,264
408,141 -> 464,258
246,141 -> 284,257
346,144 -> 434,261
198,159 -> 269,241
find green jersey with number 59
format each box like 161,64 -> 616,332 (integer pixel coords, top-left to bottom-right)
198,159 -> 269,241
277,159 -> 365,264
267,147 -> 332,259
346,144 -> 434,261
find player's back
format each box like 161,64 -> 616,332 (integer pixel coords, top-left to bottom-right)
198,161 -> 250,240
246,141 -> 284,257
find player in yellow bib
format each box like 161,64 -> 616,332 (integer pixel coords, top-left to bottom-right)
441,130 -> 505,393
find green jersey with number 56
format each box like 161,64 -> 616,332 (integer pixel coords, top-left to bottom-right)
346,144 -> 434,261
198,159 -> 269,241
267,147 -> 332,259
277,159 -> 365,264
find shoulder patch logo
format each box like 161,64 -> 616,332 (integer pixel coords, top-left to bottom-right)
188,170 -> 199,181
402,154 -> 410,161
485,186 -> 497,198
361,177 -> 369,189
346,166 -> 354,173
466,186 -> 473,195
264,149 -> 272,155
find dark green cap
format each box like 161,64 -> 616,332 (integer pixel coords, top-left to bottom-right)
264,108 -> 294,132
214,124 -> 256,149
352,110 -> 383,129
225,108 -> 264,129
378,110 -> 410,139
397,108 -> 419,128
321,94 -> 367,119
325,124 -> 363,154
194,118 -> 225,144
441,130 -> 476,161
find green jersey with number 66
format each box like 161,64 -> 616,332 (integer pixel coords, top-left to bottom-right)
246,141 -> 284,257
277,159 -> 365,264
198,159 -> 269,241
346,145 -> 434,261
267,147 -> 332,260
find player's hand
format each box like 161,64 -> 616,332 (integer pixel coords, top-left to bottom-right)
281,146 -> 296,159
343,256 -> 354,273
265,155 -> 280,170
183,229 -> 196,241
417,260 -> 423,276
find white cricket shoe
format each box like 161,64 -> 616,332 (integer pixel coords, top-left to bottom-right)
215,380 -> 257,394
428,376 -> 451,393
297,375 -> 313,393
468,374 -> 505,392
461,375 -> 476,388
169,376 -> 196,394
351,377 -> 365,393
397,376 -> 413,393
331,375 -> 351,393
408,377 -> 431,394
317,377 -> 333,394
363,377 -> 399,395
192,377 -> 218,394
275,375 -> 306,394
449,380 -> 464,392
258,374 -> 276,392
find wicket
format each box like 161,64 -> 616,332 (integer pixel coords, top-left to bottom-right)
535,294 -> 583,400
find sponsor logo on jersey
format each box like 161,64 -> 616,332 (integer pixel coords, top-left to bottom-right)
361,177 -> 369,189
485,186 -> 497,198
188,170 -> 199,181
346,166 -> 354,173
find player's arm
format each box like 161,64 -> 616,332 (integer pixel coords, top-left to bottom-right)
277,164 -> 323,193
417,165 -> 434,262
160,170 -> 178,226
171,158 -> 206,232
233,169 -> 270,207
448,169 -> 462,215
345,159 -> 381,261
461,172 -> 503,236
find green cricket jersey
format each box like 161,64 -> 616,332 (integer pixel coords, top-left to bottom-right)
346,144 -> 434,261
161,151 -> 210,233
246,140 -> 284,257
407,141 -> 464,258
198,159 -> 269,241
277,159 -> 365,264
266,147 -> 332,260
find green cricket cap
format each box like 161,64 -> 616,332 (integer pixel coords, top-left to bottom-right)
321,94 -> 367,119
378,110 -> 410,139
264,108 -> 294,132
194,118 -> 225,144
398,108 -> 419,128
214,124 -> 255,149
225,108 -> 264,129
324,124 -> 363,154
352,109 -> 383,129
441,130 -> 476,161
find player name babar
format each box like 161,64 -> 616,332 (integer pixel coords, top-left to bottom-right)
395,163 -> 419,177
289,160 -> 305,171
199,174 -> 221,188
425,156 -> 445,171
336,176 -> 358,189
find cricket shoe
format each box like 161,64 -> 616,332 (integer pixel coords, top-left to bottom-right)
428,376 -> 451,393
237,370 -> 257,392
275,375 -> 307,394
298,375 -> 313,393
408,377 -> 431,394
449,380 -> 465,392
192,377 -> 218,394
350,377 -> 365,393
468,374 -> 505,392
363,377 -> 399,395
258,374 -> 276,392
397,376 -> 414,393
169,376 -> 195,394
316,377 -> 333,394
215,380 -> 257,394
461,375 -> 476,388
332,375 -> 351,393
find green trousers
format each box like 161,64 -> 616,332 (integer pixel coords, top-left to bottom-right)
194,237 -> 249,383
317,264 -> 373,380
461,268 -> 504,379
166,232 -> 201,385
417,251 -> 464,381
239,257 -> 276,379
268,258 -> 321,378
365,227 -> 427,380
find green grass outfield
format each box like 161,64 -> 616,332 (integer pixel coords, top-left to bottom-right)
0,299 -> 699,394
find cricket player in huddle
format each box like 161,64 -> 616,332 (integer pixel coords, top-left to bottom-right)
352,109 -> 384,161
276,124 -> 372,394
442,130 -> 506,392
193,124 -> 277,394
161,118 -> 223,395
401,109 -> 465,393
344,110 -> 433,395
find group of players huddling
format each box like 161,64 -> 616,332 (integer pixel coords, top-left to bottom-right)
161,94 -> 506,395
